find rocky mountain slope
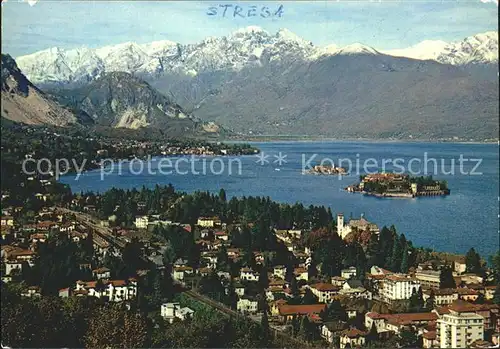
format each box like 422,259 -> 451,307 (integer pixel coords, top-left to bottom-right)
50,71 -> 221,134
1,54 -> 81,126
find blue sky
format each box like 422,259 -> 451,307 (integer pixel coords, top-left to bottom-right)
2,0 -> 498,57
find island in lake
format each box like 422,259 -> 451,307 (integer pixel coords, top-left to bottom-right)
304,164 -> 348,175
346,173 -> 450,198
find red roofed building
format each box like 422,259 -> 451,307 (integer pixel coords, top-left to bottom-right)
278,303 -> 327,323
308,283 -> 340,303
181,224 -> 192,233
74,278 -> 137,302
422,330 -> 438,349
340,328 -> 367,348
36,220 -> 58,231
438,300 -> 485,348
10,249 -> 36,266
365,312 -> 438,334
436,300 -> 500,332
214,231 -> 229,241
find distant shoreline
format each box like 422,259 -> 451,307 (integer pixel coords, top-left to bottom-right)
225,135 -> 498,144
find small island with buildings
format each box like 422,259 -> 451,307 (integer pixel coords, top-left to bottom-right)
345,173 -> 450,198
305,164 -> 349,175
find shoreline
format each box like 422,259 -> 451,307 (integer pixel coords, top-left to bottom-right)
224,136 -> 499,145
344,189 -> 450,199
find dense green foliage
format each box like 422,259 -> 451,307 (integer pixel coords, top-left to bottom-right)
1,283 -> 278,349
439,266 -> 457,289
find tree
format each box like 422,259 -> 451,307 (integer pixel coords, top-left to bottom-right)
258,265 -> 269,291
289,277 -> 300,299
366,233 -> 380,268
367,322 -> 378,343
493,284 -> 500,305
302,288 -> 319,305
121,237 -> 145,277
261,311 -> 271,343
149,270 -> 171,308
298,316 -> 311,341
225,279 -> 238,309
219,189 -> 227,202
1,295 -> 38,347
465,248 -> 483,275
474,292 -> 485,304
216,245 -> 230,271
489,252 -> 500,283
378,226 -> 395,269
400,245 -> 410,273
439,266 -> 456,289
409,287 -> 424,312
399,328 -> 420,348
425,289 -> 436,311
323,300 -> 347,322
84,304 -> 148,348
390,234 -> 406,273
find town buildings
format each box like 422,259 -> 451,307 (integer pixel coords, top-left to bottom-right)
161,302 -> 195,323
337,213 -> 379,239
438,304 -> 484,348
380,274 -> 421,302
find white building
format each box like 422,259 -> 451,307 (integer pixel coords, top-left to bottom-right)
172,266 -> 194,282
92,267 -> 111,280
294,267 -> 308,282
20,286 -> 41,298
380,274 -> 420,302
309,283 -> 339,303
273,265 -> 287,280
75,278 -> 137,302
161,302 -> 194,323
454,258 -> 467,274
341,267 -> 357,279
134,216 -> 149,229
197,216 -> 221,228
438,307 -> 484,348
337,213 -> 349,239
415,268 -> 441,289
423,288 -> 459,306
337,213 -> 379,240
365,312 -> 388,334
237,296 -> 259,313
288,230 -> 302,239
240,267 -> 259,281
340,328 -> 367,349
234,283 -> 246,297
5,260 -> 23,276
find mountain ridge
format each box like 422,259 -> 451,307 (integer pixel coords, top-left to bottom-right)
49,71 -> 222,134
157,53 -> 497,140
15,28 -> 498,87
8,29 -> 499,141
1,54 -> 82,126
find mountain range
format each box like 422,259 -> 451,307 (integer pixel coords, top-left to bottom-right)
16,28 -> 498,87
7,28 -> 500,140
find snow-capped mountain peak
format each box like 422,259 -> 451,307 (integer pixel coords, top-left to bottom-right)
382,40 -> 449,60
382,31 -> 498,64
231,26 -> 268,37
276,28 -> 303,42
13,29 -> 498,87
336,43 -> 379,55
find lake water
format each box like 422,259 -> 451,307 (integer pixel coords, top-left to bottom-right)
60,141 -> 500,258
